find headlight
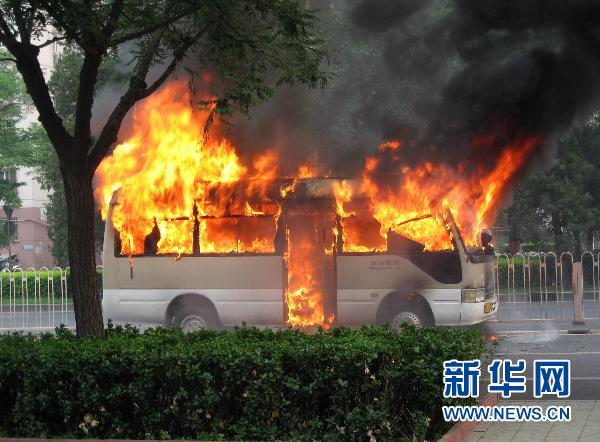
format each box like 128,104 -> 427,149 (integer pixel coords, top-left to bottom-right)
462,288 -> 486,303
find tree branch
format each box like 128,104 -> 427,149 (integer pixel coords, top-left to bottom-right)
0,57 -> 17,63
71,0 -> 126,154
73,52 -> 102,148
35,1 -> 90,53
0,11 -> 16,41
0,14 -> 72,162
135,57 -> 178,100
136,29 -> 203,100
89,28 -> 203,169
25,4 -> 38,38
88,29 -> 166,168
12,3 -> 31,44
109,10 -> 191,46
102,0 -> 124,42
35,35 -> 66,49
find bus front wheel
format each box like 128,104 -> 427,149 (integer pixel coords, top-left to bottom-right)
387,302 -> 434,329
390,310 -> 425,328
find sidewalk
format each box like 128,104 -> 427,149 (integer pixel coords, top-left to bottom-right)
465,400 -> 600,441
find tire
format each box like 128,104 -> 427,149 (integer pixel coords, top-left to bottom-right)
387,303 -> 434,329
173,305 -> 220,331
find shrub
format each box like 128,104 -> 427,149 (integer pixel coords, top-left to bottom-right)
0,325 -> 485,441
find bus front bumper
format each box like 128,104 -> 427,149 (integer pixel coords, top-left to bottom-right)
460,295 -> 498,325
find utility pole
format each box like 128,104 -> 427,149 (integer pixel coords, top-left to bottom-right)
572,259 -> 584,325
570,249 -> 589,334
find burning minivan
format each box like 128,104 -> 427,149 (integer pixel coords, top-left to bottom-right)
95,81 -> 507,331
101,177 -> 497,330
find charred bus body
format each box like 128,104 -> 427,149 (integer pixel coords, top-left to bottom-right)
102,179 -> 497,330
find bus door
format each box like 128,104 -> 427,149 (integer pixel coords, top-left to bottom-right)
281,197 -> 337,326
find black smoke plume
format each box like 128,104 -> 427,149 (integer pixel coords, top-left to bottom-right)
226,0 -> 600,184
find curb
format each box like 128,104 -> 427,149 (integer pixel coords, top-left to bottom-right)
438,393 -> 498,442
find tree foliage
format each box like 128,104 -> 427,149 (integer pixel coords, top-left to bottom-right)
0,47 -> 35,247
509,116 -> 600,253
26,121 -> 69,264
0,48 -> 31,192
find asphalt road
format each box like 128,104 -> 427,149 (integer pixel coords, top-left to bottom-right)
482,320 -> 600,400
495,298 -> 600,320
0,310 -> 75,332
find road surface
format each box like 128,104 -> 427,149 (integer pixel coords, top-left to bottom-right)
0,309 -> 75,332
482,320 -> 600,400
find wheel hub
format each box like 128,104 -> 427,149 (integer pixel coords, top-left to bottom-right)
391,311 -> 421,329
180,314 -> 208,331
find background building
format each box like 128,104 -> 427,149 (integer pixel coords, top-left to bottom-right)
0,169 -> 53,268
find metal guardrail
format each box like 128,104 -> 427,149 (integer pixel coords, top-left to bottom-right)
0,266 -> 80,331
493,252 -> 600,320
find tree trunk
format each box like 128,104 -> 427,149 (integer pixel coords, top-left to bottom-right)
573,230 -> 582,259
62,168 -> 104,338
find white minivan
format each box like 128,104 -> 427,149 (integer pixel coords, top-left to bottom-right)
102,179 -> 497,330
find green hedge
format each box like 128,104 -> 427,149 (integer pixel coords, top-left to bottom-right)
0,325 -> 486,441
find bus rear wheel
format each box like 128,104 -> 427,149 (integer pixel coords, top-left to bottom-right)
174,305 -> 220,331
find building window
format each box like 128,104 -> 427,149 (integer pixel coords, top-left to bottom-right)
0,168 -> 17,184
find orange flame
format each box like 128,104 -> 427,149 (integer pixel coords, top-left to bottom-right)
334,135 -> 541,251
95,81 -> 279,256
284,218 -> 324,326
